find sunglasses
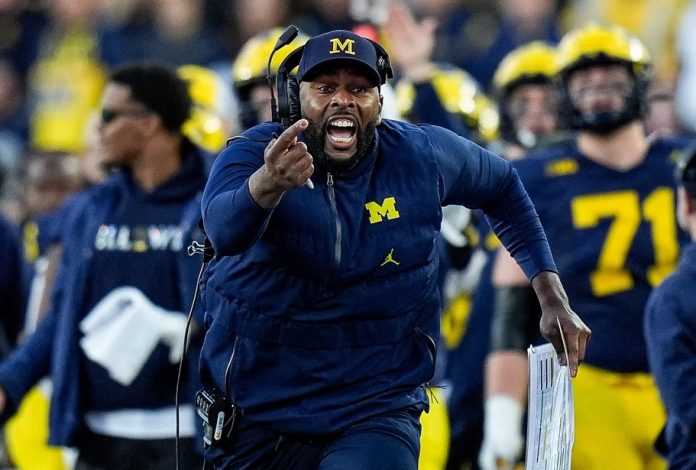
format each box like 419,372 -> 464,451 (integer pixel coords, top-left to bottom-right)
101,108 -> 151,124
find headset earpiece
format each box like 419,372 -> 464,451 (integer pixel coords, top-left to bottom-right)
286,77 -> 301,125
275,46 -> 304,129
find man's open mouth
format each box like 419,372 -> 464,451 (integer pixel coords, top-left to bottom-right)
327,117 -> 357,150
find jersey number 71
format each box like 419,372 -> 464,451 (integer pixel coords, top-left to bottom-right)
571,188 -> 679,297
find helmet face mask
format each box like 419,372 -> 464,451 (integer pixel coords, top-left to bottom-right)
505,81 -> 560,148
492,41 -> 559,149
556,23 -> 652,135
562,60 -> 646,134
237,82 -> 274,129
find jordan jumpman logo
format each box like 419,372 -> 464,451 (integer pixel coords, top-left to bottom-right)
380,248 -> 400,266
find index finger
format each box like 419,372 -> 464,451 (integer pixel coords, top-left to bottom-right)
577,323 -> 591,365
271,119 -> 308,153
550,317 -> 579,377
564,330 -> 580,378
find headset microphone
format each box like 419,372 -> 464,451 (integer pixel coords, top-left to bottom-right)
268,25 -> 300,122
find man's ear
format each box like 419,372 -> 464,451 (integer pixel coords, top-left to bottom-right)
139,112 -> 159,137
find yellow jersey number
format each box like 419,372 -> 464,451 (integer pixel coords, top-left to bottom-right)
571,188 -> 679,297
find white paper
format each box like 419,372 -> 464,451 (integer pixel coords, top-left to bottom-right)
525,342 -> 574,470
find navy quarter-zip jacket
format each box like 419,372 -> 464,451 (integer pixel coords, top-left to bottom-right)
200,118 -> 556,435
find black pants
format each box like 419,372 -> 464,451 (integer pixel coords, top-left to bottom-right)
75,430 -> 202,470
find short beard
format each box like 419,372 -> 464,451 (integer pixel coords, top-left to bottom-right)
303,117 -> 377,174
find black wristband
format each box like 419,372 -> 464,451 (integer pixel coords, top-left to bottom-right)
490,285 -> 541,351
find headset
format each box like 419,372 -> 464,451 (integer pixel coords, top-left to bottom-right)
268,26 -> 393,129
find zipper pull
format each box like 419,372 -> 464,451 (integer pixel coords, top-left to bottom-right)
327,172 -> 334,187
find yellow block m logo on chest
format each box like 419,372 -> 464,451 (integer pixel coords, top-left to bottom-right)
365,197 -> 400,224
329,38 -> 356,55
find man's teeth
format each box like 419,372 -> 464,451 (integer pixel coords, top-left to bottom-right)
331,136 -> 353,143
331,119 -> 354,127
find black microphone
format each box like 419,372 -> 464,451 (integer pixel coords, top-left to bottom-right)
273,25 -> 300,52
268,25 -> 300,122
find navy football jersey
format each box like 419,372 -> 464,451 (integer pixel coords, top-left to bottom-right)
515,138 -> 693,372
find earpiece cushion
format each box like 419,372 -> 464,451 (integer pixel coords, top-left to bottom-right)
286,77 -> 301,125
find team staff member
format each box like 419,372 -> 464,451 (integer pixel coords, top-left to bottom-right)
645,145 -> 696,469
0,63 -> 209,470
484,23 -> 694,469
199,29 -> 590,469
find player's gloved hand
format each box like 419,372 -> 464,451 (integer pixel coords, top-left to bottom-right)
478,394 -> 524,470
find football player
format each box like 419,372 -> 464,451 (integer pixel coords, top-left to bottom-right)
482,22 -> 694,470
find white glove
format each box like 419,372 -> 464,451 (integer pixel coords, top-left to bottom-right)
79,287 -> 187,385
148,304 -> 189,363
478,394 -> 524,470
80,287 -> 163,386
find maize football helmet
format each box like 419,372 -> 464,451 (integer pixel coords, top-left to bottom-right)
556,22 -> 651,134
492,42 -> 559,148
396,63 -> 499,144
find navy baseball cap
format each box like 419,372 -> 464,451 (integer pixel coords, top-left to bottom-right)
297,30 -> 382,86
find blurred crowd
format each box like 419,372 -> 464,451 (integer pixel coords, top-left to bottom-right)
0,0 -> 696,469
0,0 -> 695,216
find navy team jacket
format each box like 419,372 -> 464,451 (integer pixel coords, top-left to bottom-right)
200,118 -> 556,435
0,145 -> 208,447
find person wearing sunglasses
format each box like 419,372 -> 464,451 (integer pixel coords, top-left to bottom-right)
0,62 -> 210,470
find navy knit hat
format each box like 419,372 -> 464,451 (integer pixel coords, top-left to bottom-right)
297,30 -> 382,86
